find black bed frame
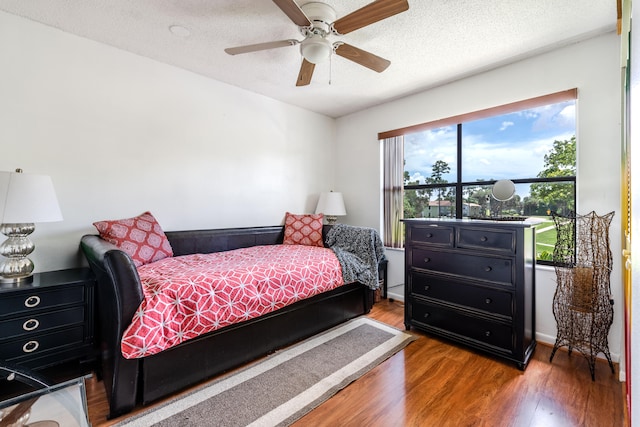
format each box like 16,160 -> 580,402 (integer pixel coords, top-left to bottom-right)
81,225 -> 373,419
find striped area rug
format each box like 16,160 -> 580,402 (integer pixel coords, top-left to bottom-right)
115,317 -> 415,427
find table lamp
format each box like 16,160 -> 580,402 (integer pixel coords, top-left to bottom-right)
315,191 -> 346,225
0,169 -> 63,283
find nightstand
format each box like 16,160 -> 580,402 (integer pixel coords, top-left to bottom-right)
0,268 -> 95,375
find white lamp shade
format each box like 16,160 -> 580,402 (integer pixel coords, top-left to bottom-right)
0,170 -> 63,223
315,192 -> 346,216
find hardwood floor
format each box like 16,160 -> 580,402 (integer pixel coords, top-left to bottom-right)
86,299 -> 626,426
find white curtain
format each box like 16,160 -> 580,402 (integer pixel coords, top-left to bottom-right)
383,136 -> 404,248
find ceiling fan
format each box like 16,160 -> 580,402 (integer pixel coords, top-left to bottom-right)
224,0 -> 410,86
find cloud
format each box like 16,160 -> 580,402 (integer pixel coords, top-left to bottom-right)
500,121 -> 514,131
558,104 -> 576,124
402,100 -> 576,185
409,172 -> 426,183
531,101 -> 575,132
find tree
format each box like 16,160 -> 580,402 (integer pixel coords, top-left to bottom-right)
404,169 -> 427,218
429,160 -> 450,183
423,160 -> 454,216
425,160 -> 452,201
466,180 -> 490,206
404,160 -> 453,218
530,136 -> 576,215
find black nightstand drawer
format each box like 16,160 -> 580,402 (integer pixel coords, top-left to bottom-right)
0,307 -> 85,341
410,272 -> 513,317
411,248 -> 514,285
411,301 -> 513,353
0,325 -> 85,360
0,285 -> 85,317
0,268 -> 95,376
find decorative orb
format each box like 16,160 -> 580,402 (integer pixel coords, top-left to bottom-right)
491,179 -> 516,201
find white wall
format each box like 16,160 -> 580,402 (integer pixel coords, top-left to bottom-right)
335,32 -> 624,363
0,11 -> 336,272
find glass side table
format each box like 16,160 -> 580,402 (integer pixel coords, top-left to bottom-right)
0,376 -> 90,427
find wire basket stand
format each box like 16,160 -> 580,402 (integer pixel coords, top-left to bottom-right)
549,211 -> 615,380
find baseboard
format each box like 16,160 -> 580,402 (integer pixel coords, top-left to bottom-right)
386,284 -> 404,302
535,332 -> 556,347
536,331 -> 621,365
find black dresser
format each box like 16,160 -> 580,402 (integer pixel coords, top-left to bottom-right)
0,268 -> 95,374
403,219 -> 536,369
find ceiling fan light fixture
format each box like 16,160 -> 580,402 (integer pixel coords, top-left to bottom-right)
300,35 -> 332,64
226,0 -> 409,86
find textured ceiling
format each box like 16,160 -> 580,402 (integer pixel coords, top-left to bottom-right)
0,0 -> 617,118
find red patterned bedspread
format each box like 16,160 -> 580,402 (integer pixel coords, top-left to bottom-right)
120,244 -> 344,359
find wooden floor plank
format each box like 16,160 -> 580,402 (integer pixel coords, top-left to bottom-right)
86,299 -> 626,426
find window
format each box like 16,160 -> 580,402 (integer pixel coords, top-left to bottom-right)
381,90 -> 577,263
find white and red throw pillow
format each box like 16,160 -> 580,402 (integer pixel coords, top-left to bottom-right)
93,211 -> 173,267
283,212 -> 324,247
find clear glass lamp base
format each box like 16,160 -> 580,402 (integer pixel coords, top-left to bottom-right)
0,223 -> 36,284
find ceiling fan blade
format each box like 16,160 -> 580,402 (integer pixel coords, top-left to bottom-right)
332,0 -> 409,35
334,43 -> 390,73
272,0 -> 311,27
296,59 -> 315,86
225,39 -> 298,55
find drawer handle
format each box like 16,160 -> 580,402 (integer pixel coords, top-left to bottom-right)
481,236 -> 488,242
485,298 -> 493,304
22,340 -> 39,353
424,285 -> 430,291
424,313 -> 430,318
425,233 -> 433,238
485,331 -> 492,337
424,257 -> 431,263
24,296 -> 41,308
484,266 -> 492,272
22,318 -> 40,331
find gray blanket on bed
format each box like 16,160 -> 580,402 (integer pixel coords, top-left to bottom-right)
326,224 -> 386,290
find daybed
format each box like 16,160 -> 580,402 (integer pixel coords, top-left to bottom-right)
81,222 -> 380,419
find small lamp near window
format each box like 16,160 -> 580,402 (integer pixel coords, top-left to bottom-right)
0,169 -> 63,284
315,191 -> 346,225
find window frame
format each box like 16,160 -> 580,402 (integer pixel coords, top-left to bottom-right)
380,90 -> 577,264
379,89 -> 577,140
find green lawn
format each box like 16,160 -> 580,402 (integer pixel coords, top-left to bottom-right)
531,217 -> 556,260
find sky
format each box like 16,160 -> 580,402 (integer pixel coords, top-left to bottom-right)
404,100 -> 576,186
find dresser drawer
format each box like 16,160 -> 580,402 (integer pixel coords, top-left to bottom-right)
457,227 -> 516,253
411,248 -> 514,285
0,326 -> 85,360
0,307 -> 85,341
0,285 -> 85,317
410,272 -> 513,317
408,225 -> 454,247
411,301 -> 514,352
